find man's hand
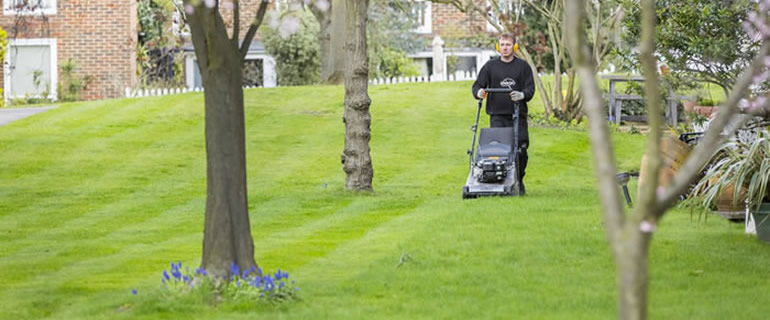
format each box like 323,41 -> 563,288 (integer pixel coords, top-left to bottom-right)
510,91 -> 524,102
476,89 -> 487,100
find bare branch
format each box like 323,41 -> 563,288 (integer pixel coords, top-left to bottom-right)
636,0 -> 664,218
565,0 -> 625,251
240,0 -> 270,60
233,0 -> 240,46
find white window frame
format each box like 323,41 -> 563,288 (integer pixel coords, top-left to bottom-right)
4,38 -> 58,101
4,0 -> 57,15
413,0 -> 432,34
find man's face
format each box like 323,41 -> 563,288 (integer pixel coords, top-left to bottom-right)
498,38 -> 514,58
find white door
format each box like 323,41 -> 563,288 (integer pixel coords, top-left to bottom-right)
5,39 -> 57,100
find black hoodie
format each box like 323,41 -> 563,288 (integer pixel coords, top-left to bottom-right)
471,57 -> 535,116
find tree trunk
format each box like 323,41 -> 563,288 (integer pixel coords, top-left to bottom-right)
310,0 -> 345,84
518,46 -> 552,116
549,22 -> 563,115
617,229 -> 652,320
187,3 -> 257,277
341,0 -> 373,191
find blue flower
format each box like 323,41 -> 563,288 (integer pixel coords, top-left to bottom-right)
237,279 -> 241,288
243,265 -> 255,279
231,263 -> 240,278
263,275 -> 275,291
132,289 -> 137,295
163,270 -> 171,281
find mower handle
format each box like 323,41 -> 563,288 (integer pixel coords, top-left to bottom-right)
483,87 -> 514,93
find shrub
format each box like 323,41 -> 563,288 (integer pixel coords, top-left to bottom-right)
57,59 -> 93,102
261,11 -> 320,86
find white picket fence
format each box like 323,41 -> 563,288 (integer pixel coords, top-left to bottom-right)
124,86 -> 262,98
124,71 -> 477,98
369,70 -> 477,85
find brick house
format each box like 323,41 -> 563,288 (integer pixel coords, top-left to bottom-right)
410,0 -> 500,79
0,0 -> 137,102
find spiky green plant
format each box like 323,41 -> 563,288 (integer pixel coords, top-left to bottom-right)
689,128 -> 770,212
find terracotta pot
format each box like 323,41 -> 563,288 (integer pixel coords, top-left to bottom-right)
683,100 -> 718,117
710,179 -> 748,212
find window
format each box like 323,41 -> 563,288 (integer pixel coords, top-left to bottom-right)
413,0 -> 431,34
4,0 -> 57,15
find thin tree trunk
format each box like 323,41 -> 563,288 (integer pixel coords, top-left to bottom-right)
518,46 -> 552,117
328,0 -> 347,84
342,0 -> 373,191
548,21 -> 563,114
617,228 -> 652,320
310,0 -> 345,84
309,4 -> 334,82
187,2 -> 257,277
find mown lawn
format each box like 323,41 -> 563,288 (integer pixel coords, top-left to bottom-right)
0,81 -> 767,319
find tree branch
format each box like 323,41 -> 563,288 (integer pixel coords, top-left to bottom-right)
636,0 -> 663,218
233,0 -> 240,46
184,1 -> 210,73
240,0 -> 270,60
565,0 -> 625,252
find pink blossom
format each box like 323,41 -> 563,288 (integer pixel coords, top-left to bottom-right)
640,221 -> 656,233
315,0 -> 330,11
204,0 -> 217,9
279,16 -> 300,39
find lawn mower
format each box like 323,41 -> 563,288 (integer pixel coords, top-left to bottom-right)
462,87 -> 523,199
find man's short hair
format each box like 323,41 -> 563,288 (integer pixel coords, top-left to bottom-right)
498,33 -> 516,43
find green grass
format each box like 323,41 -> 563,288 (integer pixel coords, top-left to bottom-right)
1,81 -> 768,319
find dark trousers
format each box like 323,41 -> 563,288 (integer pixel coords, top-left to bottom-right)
490,114 -> 528,183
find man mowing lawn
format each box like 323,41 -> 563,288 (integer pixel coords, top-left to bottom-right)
472,33 -> 535,195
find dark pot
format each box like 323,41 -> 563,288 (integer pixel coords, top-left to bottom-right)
752,203 -> 770,244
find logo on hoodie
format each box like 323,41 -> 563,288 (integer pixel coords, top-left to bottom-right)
500,78 -> 516,87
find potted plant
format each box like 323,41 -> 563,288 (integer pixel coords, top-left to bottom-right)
688,126 -> 770,243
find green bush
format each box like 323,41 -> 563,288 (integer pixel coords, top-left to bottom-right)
260,11 -> 320,86
371,48 -> 420,79
57,59 -> 93,102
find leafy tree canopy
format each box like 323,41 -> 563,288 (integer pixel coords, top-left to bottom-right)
619,0 -> 759,94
